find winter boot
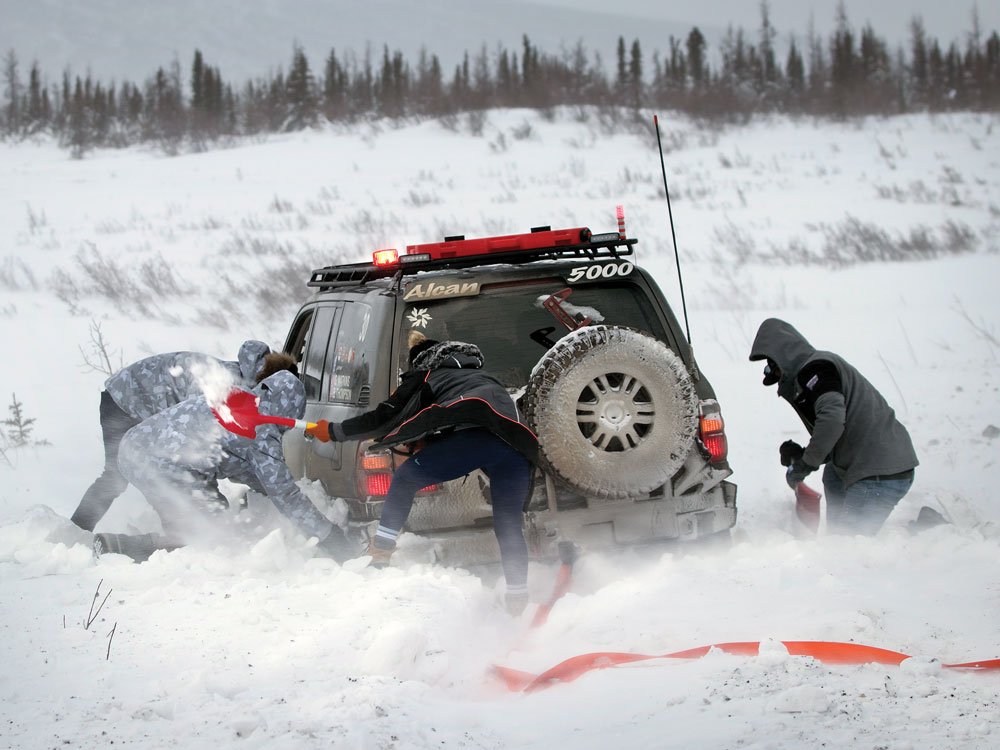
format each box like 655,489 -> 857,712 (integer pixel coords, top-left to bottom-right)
504,588 -> 529,616
366,538 -> 395,569
908,506 -> 951,534
93,533 -> 181,562
314,526 -> 355,563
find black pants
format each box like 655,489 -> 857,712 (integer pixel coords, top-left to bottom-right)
377,428 -> 531,590
70,391 -> 141,532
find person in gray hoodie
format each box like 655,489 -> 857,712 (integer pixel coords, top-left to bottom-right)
749,318 -> 918,534
103,370 -> 352,561
71,341 -> 272,532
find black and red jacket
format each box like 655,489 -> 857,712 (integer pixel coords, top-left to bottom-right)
328,342 -> 538,463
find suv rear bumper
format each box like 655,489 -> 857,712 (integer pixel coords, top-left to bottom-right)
377,480 -> 737,569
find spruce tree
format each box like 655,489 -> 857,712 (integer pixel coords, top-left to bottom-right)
629,39 -> 643,108
3,50 -> 21,135
786,37 -> 805,104
286,44 -> 318,129
615,36 -> 627,103
687,28 -> 707,86
26,62 -> 44,132
3,394 -> 35,447
830,2 -> 857,115
68,76 -> 89,157
910,17 -> 929,107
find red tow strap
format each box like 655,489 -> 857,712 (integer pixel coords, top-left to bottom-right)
494,641 -> 1000,693
529,562 -> 574,628
497,557 -> 1000,693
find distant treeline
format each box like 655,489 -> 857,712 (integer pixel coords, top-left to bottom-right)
2,5 -> 999,156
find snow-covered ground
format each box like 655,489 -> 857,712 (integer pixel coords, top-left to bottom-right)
1,109 -> 998,749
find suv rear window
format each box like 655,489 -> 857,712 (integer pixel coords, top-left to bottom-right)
401,280 -> 665,388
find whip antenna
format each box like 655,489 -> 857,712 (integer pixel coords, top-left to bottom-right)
653,114 -> 691,346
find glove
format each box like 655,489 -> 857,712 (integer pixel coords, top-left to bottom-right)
779,440 -> 805,467
305,419 -> 333,442
504,589 -> 529,617
785,456 -> 816,489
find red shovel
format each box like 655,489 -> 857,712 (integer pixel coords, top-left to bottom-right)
795,482 -> 822,533
210,389 -> 316,439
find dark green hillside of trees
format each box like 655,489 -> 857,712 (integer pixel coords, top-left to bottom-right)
2,4 -> 998,155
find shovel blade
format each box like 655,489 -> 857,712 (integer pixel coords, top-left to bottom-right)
211,389 -> 260,439
795,482 -> 822,533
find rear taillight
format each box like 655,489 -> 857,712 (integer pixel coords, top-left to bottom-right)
360,453 -> 392,471
358,447 -> 394,498
699,401 -> 728,464
357,446 -> 440,499
365,472 -> 392,496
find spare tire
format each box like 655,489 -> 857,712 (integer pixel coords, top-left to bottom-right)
523,325 -> 698,499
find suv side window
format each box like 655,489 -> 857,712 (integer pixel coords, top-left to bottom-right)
302,306 -> 338,400
286,308 -> 314,373
327,302 -> 373,404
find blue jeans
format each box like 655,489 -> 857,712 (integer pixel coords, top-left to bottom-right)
823,464 -> 914,535
379,428 -> 531,588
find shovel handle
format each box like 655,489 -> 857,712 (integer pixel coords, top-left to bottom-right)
256,415 -> 317,430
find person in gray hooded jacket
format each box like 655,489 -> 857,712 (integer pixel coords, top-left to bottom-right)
71,341 -> 271,532
750,318 -> 919,534
106,370 -> 352,561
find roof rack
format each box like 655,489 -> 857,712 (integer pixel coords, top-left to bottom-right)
307,232 -> 637,289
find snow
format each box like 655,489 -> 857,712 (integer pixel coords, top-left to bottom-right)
1,109 -> 999,748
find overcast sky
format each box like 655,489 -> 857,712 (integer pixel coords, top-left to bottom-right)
539,0 -> 997,44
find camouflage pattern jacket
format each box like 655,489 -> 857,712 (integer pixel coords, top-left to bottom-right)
118,370 -> 335,540
105,340 -> 270,420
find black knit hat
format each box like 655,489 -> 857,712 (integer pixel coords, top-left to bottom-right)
408,338 -> 440,368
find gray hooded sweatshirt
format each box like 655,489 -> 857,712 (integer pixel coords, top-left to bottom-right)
118,370 -> 336,542
105,340 -> 270,421
750,318 -> 918,487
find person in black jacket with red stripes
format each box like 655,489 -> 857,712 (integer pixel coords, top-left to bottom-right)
306,332 -> 538,614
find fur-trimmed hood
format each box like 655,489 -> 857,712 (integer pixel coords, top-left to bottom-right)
238,340 -> 271,382
412,341 -> 484,371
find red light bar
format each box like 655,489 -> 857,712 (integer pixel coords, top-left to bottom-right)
405,227 -> 592,261
373,249 -> 399,266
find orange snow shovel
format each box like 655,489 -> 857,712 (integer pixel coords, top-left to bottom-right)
211,389 -> 316,439
795,482 -> 822,533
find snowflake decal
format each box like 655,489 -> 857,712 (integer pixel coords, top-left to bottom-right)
406,308 -> 432,328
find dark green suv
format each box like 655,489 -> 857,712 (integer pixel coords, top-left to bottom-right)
281,224 -> 736,567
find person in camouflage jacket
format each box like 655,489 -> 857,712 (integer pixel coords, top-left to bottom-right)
109,370 -> 352,561
71,341 -> 272,532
